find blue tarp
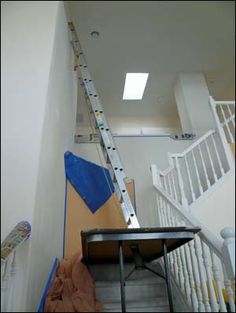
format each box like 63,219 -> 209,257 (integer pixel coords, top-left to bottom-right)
64,151 -> 115,213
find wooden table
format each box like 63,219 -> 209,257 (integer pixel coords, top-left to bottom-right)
81,227 -> 201,312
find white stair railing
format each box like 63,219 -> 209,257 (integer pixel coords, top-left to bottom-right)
152,165 -> 235,312
156,131 -> 234,209
1,221 -> 31,312
156,96 -> 235,209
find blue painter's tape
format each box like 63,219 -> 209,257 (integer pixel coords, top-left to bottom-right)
37,257 -> 59,312
62,177 -> 68,259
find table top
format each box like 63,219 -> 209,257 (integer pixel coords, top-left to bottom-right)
81,226 -> 201,263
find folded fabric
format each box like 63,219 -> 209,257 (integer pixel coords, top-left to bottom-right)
64,151 -> 115,213
44,253 -> 103,312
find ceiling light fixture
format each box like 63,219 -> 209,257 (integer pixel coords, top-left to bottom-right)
123,73 -> 149,100
90,31 -> 100,38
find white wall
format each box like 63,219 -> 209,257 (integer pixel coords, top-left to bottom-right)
26,3 -> 77,311
192,172 -> 235,241
1,1 -> 77,311
1,0 -> 57,241
174,76 -> 192,133
174,73 -> 216,135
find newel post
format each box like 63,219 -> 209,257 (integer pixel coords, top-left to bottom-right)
221,227 -> 235,280
151,164 -> 162,187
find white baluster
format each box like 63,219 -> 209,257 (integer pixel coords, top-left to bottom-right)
161,175 -> 166,189
163,176 -> 169,195
159,198 -> 166,227
191,149 -> 204,196
184,244 -> 199,312
179,242 -> 192,304
165,200 -> 172,227
1,259 -> 9,312
174,222 -> 185,293
7,251 -> 17,312
194,237 -> 211,312
177,221 -> 192,304
198,144 -> 211,189
168,210 -> 177,276
201,241 -> 219,312
219,104 -> 234,143
174,156 -> 188,208
160,202 -> 165,227
184,154 -> 196,203
170,170 -> 178,201
227,104 -> 235,129
222,265 -> 235,312
204,139 -> 218,182
161,175 -> 166,192
167,173 -> 174,198
189,240 -> 205,312
156,194 -> 163,226
164,207 -> 174,274
169,214 -> 180,283
210,133 -> 225,176
210,251 -> 227,312
162,199 -> 169,227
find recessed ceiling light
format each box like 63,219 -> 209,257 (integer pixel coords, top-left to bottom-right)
90,31 -> 99,38
123,73 -> 149,100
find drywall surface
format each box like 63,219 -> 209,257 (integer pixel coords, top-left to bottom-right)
1,2 -> 59,311
74,137 -> 195,227
174,77 -> 192,133
1,1 -> 77,311
26,3 -> 77,311
174,73 -> 216,135
1,0 -> 57,242
192,172 -> 235,241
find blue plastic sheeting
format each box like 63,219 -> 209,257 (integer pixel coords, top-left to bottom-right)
64,151 -> 115,214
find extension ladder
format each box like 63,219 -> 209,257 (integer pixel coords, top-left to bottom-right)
68,22 -> 140,228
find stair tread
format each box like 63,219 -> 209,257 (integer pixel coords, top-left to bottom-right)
96,277 -> 165,287
102,298 -> 169,307
104,307 -> 169,312
90,265 -> 165,281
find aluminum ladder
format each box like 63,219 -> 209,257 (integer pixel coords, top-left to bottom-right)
68,22 -> 140,228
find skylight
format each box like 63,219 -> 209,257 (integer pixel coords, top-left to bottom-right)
123,73 -> 149,100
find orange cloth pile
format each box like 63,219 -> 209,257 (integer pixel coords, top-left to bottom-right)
44,253 -> 103,312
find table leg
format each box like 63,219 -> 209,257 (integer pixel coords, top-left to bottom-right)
119,241 -> 126,312
162,240 -> 174,312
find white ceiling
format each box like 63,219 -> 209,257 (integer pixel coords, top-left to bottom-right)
68,1 -> 235,123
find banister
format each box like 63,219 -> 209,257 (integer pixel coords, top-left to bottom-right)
170,130 -> 215,158
153,182 -> 223,259
1,221 -> 31,263
155,130 -> 216,175
151,165 -> 223,260
214,101 -> 235,105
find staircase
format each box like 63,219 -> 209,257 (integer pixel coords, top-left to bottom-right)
90,263 -> 170,312
36,97 -> 235,313
150,97 -> 235,312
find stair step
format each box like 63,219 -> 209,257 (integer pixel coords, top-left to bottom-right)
89,262 -> 164,281
103,299 -> 169,312
96,277 -> 167,302
96,276 -> 165,287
